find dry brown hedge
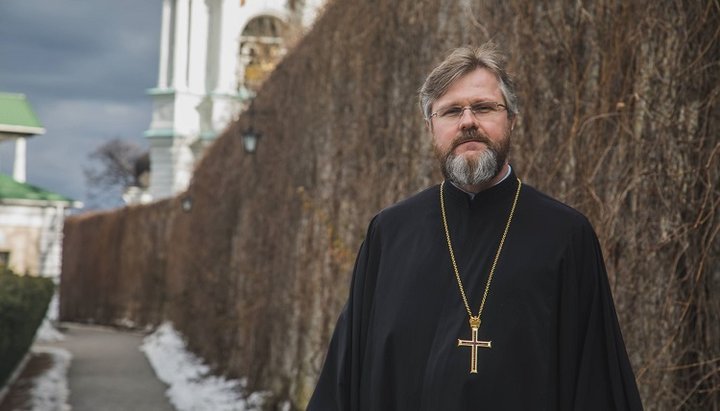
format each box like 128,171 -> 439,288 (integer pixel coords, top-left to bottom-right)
61,0 -> 719,409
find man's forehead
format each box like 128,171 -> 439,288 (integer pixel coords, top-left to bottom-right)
434,68 -> 502,106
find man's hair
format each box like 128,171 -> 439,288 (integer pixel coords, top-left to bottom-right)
419,43 -> 518,120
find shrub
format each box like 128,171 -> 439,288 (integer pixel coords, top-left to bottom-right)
0,268 -> 54,388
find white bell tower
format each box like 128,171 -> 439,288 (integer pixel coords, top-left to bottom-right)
144,0 -> 323,201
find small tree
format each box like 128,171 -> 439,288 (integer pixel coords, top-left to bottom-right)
83,138 -> 148,209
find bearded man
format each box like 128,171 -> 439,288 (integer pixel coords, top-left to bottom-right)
308,43 -> 643,411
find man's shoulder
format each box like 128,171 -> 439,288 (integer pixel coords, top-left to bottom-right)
521,183 -> 595,232
373,183 -> 439,227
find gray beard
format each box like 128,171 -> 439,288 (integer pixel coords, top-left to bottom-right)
444,148 -> 499,188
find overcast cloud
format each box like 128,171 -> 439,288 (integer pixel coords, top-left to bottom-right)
0,1 -> 161,209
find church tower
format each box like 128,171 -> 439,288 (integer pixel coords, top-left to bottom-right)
142,0 -> 324,201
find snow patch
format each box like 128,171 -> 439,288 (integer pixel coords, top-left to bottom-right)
29,346 -> 72,411
141,322 -> 270,411
116,317 -> 137,329
35,319 -> 65,343
46,291 -> 60,321
35,292 -> 64,343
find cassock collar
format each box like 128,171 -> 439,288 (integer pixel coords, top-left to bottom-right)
444,165 -> 519,209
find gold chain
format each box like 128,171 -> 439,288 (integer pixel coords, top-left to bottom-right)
440,177 -> 522,327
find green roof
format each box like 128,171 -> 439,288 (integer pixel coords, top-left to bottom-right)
0,174 -> 74,204
0,93 -> 45,136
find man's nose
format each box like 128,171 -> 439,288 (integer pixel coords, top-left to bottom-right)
458,107 -> 477,129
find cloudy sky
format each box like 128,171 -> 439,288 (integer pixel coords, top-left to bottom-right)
0,1 -> 162,209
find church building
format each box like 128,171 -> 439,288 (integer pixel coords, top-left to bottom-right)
132,0 -> 326,203
0,92 -> 81,279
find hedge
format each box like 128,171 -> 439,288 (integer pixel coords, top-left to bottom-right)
0,269 -> 54,388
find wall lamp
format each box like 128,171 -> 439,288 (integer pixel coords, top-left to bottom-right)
241,126 -> 261,154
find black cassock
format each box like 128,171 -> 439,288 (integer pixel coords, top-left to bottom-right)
308,170 -> 643,410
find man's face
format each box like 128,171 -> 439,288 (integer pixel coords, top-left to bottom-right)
428,68 -> 514,187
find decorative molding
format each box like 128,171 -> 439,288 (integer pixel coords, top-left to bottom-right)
146,87 -> 177,96
144,128 -> 176,138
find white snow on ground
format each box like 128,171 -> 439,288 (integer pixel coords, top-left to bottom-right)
35,292 -> 64,343
35,319 -> 65,343
141,322 -> 270,411
28,346 -> 72,411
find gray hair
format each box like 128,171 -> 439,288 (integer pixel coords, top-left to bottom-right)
419,43 -> 518,120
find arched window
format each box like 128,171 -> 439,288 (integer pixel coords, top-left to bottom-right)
238,16 -> 287,92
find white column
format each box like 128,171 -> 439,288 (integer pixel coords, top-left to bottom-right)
303,0 -> 325,27
172,0 -> 191,90
187,0 -> 209,92
148,138 -> 175,199
13,137 -> 26,183
204,0 -> 221,91
214,0 -> 241,94
158,0 -> 173,89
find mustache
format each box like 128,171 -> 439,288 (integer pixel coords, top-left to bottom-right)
450,129 -> 493,152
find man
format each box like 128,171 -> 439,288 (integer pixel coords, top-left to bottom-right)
308,43 -> 643,410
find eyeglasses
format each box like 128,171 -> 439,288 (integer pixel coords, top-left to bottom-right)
429,101 -> 507,124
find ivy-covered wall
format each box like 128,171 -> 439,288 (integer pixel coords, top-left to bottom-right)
61,1 -> 720,409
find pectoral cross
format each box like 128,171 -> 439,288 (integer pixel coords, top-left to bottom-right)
457,316 -> 491,374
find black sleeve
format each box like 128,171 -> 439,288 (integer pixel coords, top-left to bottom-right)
557,220 -> 644,410
307,216 -> 381,411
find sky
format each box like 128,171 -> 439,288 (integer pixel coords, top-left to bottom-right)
0,1 -> 162,209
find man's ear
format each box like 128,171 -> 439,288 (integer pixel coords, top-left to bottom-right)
425,118 -> 433,133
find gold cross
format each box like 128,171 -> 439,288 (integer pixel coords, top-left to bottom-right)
457,319 -> 491,374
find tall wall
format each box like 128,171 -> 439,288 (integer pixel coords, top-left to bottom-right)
60,0 -> 720,409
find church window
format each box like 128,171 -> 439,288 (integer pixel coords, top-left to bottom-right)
238,16 -> 287,92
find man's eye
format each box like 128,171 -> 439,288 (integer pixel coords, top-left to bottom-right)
440,107 -> 463,117
471,103 -> 494,113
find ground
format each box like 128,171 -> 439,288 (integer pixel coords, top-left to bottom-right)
0,319 -> 275,411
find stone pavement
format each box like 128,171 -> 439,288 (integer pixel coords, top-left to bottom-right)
40,323 -> 174,411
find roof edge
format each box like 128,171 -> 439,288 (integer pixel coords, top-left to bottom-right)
0,125 -> 46,136
0,198 -> 83,208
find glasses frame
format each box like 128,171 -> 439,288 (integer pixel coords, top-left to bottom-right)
428,101 -> 508,123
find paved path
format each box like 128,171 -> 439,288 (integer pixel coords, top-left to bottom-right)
40,323 -> 174,411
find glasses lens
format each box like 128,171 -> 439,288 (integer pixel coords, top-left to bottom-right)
432,102 -> 505,124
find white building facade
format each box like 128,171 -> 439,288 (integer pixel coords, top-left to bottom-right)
143,0 -> 325,201
0,92 -> 80,280
0,199 -> 75,279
